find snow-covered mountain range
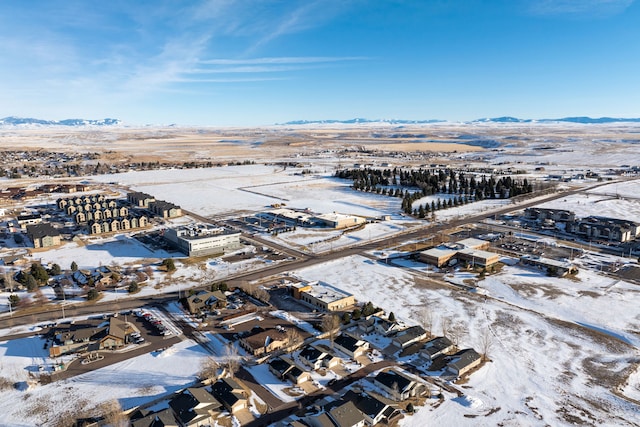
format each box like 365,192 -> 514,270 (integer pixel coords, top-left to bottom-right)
281,116 -> 640,125
0,116 -> 121,127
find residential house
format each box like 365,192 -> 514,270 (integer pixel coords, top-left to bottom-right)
286,365 -> 312,385
391,325 -> 428,349
239,327 -> 289,357
373,318 -> 404,336
128,192 -> 156,208
26,223 -> 61,248
306,413 -> 337,427
334,334 -> 369,359
268,357 -> 295,380
299,345 -> 341,370
446,348 -> 482,377
150,200 -> 183,218
373,369 -> 423,402
326,400 -> 366,427
16,213 -> 42,229
342,390 -> 399,426
130,408 -> 179,427
421,336 -> 454,360
168,387 -> 223,427
211,377 -> 248,414
185,290 -> 227,315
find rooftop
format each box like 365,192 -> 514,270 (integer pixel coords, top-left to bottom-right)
301,281 -> 353,304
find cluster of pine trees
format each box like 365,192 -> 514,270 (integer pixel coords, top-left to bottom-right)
335,167 -> 533,217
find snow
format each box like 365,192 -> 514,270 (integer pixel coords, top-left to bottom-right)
0,339 -> 207,426
245,363 -> 296,403
295,254 -> 640,426
270,310 -> 319,336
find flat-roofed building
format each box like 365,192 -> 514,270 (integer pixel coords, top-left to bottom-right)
259,208 -> 316,227
314,212 -> 366,229
520,255 -> 578,277
456,237 -> 491,250
419,246 -> 458,267
457,248 -> 501,268
419,238 -> 499,268
164,224 -> 241,257
17,213 -> 42,229
293,281 -> 355,312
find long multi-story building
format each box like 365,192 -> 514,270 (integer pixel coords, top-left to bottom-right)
164,224 -> 241,257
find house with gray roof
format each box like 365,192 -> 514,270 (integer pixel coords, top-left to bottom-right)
373,369 -> 424,402
391,325 -> 428,349
446,348 -> 482,377
334,334 -> 369,359
327,400 -> 366,427
211,377 -> 248,414
421,336 -> 455,360
169,387 -> 222,427
342,390 -> 399,426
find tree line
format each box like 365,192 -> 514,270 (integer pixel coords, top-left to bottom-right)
335,167 -> 533,216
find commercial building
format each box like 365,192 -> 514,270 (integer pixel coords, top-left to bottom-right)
419,238 -> 499,268
314,212 -> 366,229
291,281 -> 355,312
164,224 -> 241,257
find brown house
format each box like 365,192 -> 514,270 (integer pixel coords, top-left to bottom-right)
239,327 -> 289,357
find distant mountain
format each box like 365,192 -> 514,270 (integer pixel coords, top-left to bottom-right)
0,116 -> 121,127
475,116 -> 640,124
280,118 -> 445,125
282,116 -> 640,125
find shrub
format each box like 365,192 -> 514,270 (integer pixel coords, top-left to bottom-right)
128,282 -> 139,293
161,258 -> 176,272
87,289 -> 99,301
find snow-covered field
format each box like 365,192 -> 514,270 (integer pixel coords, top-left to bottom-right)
533,185 -> 640,223
295,255 -> 640,426
0,339 -> 206,426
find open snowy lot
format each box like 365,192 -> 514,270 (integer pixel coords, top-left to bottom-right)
532,180 -> 640,223
0,339 -> 207,426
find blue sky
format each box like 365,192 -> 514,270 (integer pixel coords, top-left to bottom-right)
0,0 -> 638,126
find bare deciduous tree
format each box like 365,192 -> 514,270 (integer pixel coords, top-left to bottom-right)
97,399 -> 128,427
322,314 -> 341,349
224,344 -> 240,378
449,321 -> 466,348
199,357 -> 220,383
479,328 -> 493,362
285,327 -> 302,347
440,316 -> 450,338
419,304 -> 434,338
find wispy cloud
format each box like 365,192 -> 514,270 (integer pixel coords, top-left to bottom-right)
177,56 -> 367,84
198,57 -> 367,65
527,0 -> 634,17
